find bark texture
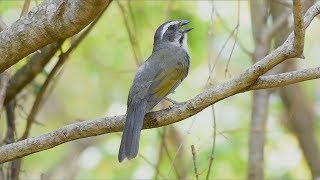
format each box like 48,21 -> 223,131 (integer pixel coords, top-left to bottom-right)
0,0 -> 110,73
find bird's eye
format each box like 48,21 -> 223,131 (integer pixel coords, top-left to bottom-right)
168,25 -> 174,30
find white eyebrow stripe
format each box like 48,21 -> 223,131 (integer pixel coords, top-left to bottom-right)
160,21 -> 178,40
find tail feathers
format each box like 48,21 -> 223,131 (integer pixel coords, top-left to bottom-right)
118,100 -> 147,162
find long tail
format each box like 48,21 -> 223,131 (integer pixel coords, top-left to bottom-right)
118,100 -> 147,162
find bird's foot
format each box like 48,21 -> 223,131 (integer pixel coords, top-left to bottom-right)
164,97 -> 180,105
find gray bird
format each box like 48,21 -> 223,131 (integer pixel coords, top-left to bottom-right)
118,20 -> 193,162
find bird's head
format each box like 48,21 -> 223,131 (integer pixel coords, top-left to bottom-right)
153,20 -> 193,52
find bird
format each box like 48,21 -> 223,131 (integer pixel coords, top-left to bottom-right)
118,20 -> 193,162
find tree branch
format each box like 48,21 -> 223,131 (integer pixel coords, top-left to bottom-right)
0,1 -> 319,164
0,65 -> 319,163
0,0 -> 111,73
20,3 -> 110,140
249,67 -> 320,90
20,0 -> 32,17
292,0 -> 305,55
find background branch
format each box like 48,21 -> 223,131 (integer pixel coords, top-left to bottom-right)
117,0 -> 143,66
248,1 -> 271,179
292,0 -> 305,55
271,1 -> 320,178
5,41 -> 64,104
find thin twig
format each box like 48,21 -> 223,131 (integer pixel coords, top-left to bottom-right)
128,0 -> 137,36
207,3 -> 242,84
20,0 -> 31,17
215,11 -> 252,57
162,133 -> 181,179
206,3 -> 217,179
167,116 -> 197,178
39,64 -> 65,108
0,17 -> 6,31
206,25 -> 237,85
207,1 -> 215,83
224,0 -> 240,77
153,129 -> 166,180
5,40 -> 64,105
206,106 -> 216,180
138,153 -> 166,179
20,55 -> 64,140
191,145 -> 199,180
117,0 -> 143,66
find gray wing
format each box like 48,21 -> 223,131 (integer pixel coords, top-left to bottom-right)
127,47 -> 190,111
146,49 -> 190,111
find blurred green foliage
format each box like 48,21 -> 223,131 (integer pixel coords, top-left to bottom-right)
0,0 -> 319,179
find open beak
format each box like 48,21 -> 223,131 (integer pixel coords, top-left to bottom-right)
179,20 -> 193,33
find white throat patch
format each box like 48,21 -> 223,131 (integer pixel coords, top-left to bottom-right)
160,21 -> 178,40
181,33 -> 188,51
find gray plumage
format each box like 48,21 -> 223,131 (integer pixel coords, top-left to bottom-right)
118,20 -> 192,162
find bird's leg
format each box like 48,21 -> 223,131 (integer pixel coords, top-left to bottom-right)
164,97 -> 180,105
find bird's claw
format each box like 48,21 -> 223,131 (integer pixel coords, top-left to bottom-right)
164,97 -> 180,105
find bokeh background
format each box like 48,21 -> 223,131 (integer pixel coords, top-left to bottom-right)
0,0 -> 320,179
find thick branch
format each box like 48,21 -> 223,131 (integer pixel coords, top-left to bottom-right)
0,1 -> 319,164
0,0 -> 111,73
0,65 -> 320,163
249,67 -> 320,90
20,4 -> 110,139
